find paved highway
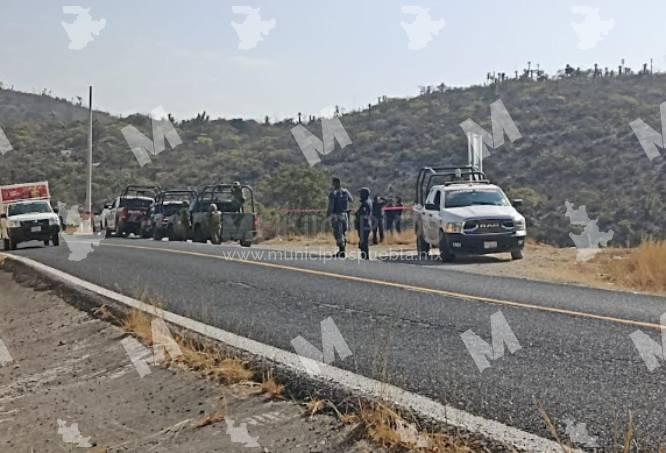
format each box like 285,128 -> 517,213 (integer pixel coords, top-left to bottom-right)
7,237 -> 666,448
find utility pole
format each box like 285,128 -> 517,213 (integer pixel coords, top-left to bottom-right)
84,85 -> 93,234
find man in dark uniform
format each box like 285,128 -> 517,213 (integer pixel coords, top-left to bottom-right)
327,177 -> 353,258
371,194 -> 386,244
355,187 -> 372,260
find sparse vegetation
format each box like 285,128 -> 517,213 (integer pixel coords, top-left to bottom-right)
1,72 -> 665,246
602,240 -> 666,293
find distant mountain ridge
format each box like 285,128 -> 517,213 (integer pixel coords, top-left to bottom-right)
0,74 -> 664,246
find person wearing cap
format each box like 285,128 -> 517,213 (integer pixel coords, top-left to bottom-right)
355,187 -> 372,260
327,177 -> 353,258
209,203 -> 222,244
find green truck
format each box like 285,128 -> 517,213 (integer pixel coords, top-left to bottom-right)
189,183 -> 257,247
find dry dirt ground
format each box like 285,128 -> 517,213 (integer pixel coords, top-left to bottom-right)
0,269 -> 376,452
261,236 -> 656,296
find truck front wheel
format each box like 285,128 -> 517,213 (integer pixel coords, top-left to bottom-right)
510,248 -> 523,260
52,234 -> 60,247
415,225 -> 430,258
438,231 -> 456,263
5,238 -> 17,251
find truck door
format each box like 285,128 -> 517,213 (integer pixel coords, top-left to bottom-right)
423,189 -> 441,244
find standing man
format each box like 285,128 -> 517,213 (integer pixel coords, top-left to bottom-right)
230,181 -> 246,213
327,177 -> 353,258
371,194 -> 387,244
355,187 -> 372,260
209,203 -> 222,244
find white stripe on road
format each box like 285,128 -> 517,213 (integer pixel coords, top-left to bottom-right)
3,253 -> 571,453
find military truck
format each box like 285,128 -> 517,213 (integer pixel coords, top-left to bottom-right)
149,189 -> 197,241
190,183 -> 256,247
413,166 -> 526,261
0,181 -> 61,250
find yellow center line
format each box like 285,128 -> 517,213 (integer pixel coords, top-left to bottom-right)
103,242 -> 665,331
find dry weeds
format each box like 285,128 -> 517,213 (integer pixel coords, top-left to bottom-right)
260,372 -> 285,399
191,411 -> 226,429
357,402 -> 476,452
601,240 -> 666,293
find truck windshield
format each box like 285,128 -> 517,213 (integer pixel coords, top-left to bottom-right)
120,198 -> 153,209
445,189 -> 509,208
8,201 -> 52,216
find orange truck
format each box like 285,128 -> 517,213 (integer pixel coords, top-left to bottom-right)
0,181 -> 61,250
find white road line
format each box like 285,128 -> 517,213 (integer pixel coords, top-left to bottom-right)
3,253 -> 571,453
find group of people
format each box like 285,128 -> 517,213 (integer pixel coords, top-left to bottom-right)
326,177 -> 404,259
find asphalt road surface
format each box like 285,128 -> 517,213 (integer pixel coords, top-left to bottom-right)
7,237 -> 666,448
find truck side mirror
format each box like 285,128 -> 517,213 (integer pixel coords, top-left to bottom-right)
425,203 -> 438,211
512,199 -> 523,208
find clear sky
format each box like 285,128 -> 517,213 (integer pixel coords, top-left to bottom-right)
1,0 -> 664,121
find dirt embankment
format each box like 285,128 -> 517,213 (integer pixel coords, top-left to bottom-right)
0,269 -> 374,452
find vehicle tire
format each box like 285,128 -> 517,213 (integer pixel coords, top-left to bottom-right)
240,240 -> 252,247
438,231 -> 455,263
3,239 -> 9,251
166,226 -> 175,242
105,226 -> 112,238
153,228 -> 162,241
43,239 -> 49,246
193,224 -> 204,243
415,224 -> 430,258
511,248 -> 523,260
8,238 -> 17,250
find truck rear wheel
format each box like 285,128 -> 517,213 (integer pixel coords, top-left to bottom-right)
52,234 -> 60,247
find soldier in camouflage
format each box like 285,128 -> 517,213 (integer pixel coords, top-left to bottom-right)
209,203 -> 222,244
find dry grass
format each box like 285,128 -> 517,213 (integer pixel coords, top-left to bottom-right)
601,240 -> 666,293
305,399 -> 325,418
357,402 -> 476,452
120,309 -> 254,384
191,411 -> 226,429
260,372 -> 285,399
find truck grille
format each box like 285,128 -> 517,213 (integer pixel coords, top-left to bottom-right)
463,219 -> 513,234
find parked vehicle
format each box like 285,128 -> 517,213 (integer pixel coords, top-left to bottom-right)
150,189 -> 197,241
190,184 -> 257,246
413,166 -> 526,262
103,185 -> 160,238
0,181 -> 60,250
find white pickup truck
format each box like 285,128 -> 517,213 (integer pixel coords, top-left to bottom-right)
0,181 -> 61,251
413,167 -> 526,262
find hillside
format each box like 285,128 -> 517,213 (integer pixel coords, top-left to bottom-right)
0,74 -> 664,246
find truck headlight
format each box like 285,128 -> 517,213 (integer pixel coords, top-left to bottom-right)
7,220 -> 20,228
49,217 -> 60,226
514,218 -> 526,231
445,222 -> 464,234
